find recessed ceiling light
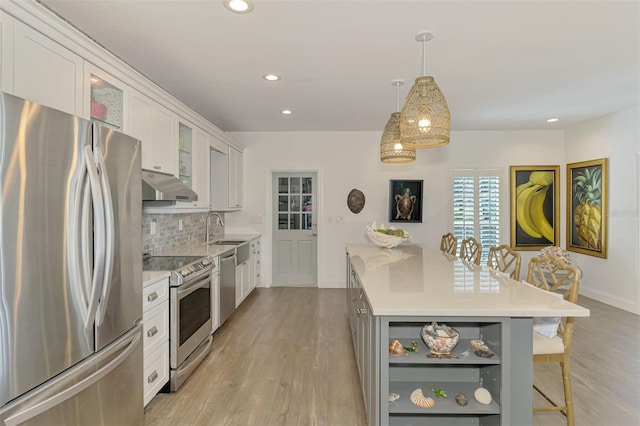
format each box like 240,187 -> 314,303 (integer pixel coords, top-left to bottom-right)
546,118 -> 559,123
223,0 -> 254,14
263,74 -> 281,81
281,110 -> 292,115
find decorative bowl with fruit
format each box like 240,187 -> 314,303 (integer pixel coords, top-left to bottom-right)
366,221 -> 411,248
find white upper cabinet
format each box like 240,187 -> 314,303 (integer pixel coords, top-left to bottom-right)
210,142 -> 243,211
84,62 -> 126,131
193,128 -> 211,208
228,147 -> 243,209
175,121 -> 211,210
1,14 -> 82,115
128,89 -> 177,175
178,120 -> 194,188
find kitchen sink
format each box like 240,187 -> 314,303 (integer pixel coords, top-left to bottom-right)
210,240 -> 246,245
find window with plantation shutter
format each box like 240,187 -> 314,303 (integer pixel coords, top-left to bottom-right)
451,170 -> 501,263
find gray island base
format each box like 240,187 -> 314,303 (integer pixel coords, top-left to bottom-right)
346,244 -> 589,426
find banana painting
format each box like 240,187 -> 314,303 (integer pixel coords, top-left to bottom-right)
515,171 -> 555,243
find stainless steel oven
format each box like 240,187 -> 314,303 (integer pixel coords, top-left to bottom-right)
143,255 -> 214,391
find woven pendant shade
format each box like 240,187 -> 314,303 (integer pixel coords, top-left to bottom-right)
380,112 -> 416,163
400,76 -> 450,148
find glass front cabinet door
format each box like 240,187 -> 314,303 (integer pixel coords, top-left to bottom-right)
85,64 -> 125,131
178,121 -> 193,188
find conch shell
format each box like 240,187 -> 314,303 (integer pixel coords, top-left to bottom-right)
410,388 -> 435,408
388,339 -> 407,356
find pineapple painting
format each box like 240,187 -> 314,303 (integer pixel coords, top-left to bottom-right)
567,159 -> 608,258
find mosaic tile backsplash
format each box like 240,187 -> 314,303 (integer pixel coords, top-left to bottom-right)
142,212 -> 224,254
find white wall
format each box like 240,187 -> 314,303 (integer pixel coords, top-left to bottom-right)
564,106 -> 640,314
227,130 -> 564,288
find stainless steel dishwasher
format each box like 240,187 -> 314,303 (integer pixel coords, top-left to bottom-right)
219,250 -> 236,326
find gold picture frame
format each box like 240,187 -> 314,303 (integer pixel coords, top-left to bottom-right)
510,165 -> 560,250
567,158 -> 608,258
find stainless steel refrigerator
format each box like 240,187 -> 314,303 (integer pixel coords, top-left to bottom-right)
0,92 -> 144,425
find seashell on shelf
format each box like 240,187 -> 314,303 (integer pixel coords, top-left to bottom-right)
474,349 -> 494,358
388,339 -> 408,356
455,393 -> 469,406
470,339 -> 485,350
410,388 -> 435,408
388,393 -> 400,402
474,387 -> 492,405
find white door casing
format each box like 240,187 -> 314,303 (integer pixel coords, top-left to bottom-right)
272,172 -> 318,286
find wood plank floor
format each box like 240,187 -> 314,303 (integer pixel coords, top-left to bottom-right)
145,289 -> 639,426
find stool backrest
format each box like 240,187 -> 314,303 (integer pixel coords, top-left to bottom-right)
440,233 -> 457,256
487,245 -> 521,281
460,237 -> 482,265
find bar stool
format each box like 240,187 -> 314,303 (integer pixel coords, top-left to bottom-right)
527,255 -> 581,426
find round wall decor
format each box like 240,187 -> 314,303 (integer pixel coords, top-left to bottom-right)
347,189 -> 365,214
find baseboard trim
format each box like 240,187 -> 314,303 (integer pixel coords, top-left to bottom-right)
580,287 -> 639,314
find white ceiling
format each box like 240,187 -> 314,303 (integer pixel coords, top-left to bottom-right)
39,0 -> 640,133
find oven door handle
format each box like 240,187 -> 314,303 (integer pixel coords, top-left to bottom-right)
176,275 -> 211,298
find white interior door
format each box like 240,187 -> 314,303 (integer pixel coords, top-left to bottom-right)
272,172 -> 317,286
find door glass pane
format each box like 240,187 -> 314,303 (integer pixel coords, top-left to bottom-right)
302,213 -> 312,230
290,214 -> 301,230
278,214 -> 288,229
278,196 -> 288,212
290,195 -> 301,212
303,195 -> 312,212
279,178 -> 289,194
290,177 -> 300,194
302,177 -> 312,194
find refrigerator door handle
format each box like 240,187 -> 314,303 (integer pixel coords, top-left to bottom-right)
95,148 -> 115,326
3,330 -> 142,426
68,153 -> 90,318
83,145 -> 106,333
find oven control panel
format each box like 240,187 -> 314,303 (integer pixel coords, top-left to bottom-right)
173,255 -> 215,285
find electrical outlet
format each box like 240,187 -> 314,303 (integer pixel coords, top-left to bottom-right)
336,216 -> 343,223
178,219 -> 184,231
150,221 -> 156,235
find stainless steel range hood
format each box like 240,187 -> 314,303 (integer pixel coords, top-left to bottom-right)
141,169 -> 198,202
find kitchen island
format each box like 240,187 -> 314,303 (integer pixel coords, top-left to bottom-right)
346,243 -> 589,426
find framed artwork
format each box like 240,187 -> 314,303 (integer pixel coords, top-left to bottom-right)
510,165 -> 560,250
567,158 -> 608,258
389,180 -> 423,223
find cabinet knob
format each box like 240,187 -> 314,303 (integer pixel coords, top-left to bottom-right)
153,165 -> 161,170
147,370 -> 159,384
147,292 -> 158,302
147,326 -> 158,338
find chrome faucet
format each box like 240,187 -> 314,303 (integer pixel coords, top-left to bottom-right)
205,211 -> 224,244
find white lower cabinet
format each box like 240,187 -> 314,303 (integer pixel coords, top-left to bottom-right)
142,276 -> 169,407
235,260 -> 250,308
143,341 -> 169,407
250,238 -> 261,290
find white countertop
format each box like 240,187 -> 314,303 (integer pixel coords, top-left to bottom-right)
142,270 -> 170,287
347,243 -> 590,318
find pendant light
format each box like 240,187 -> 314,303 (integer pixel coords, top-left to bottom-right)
380,79 -> 416,163
400,31 -> 450,148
